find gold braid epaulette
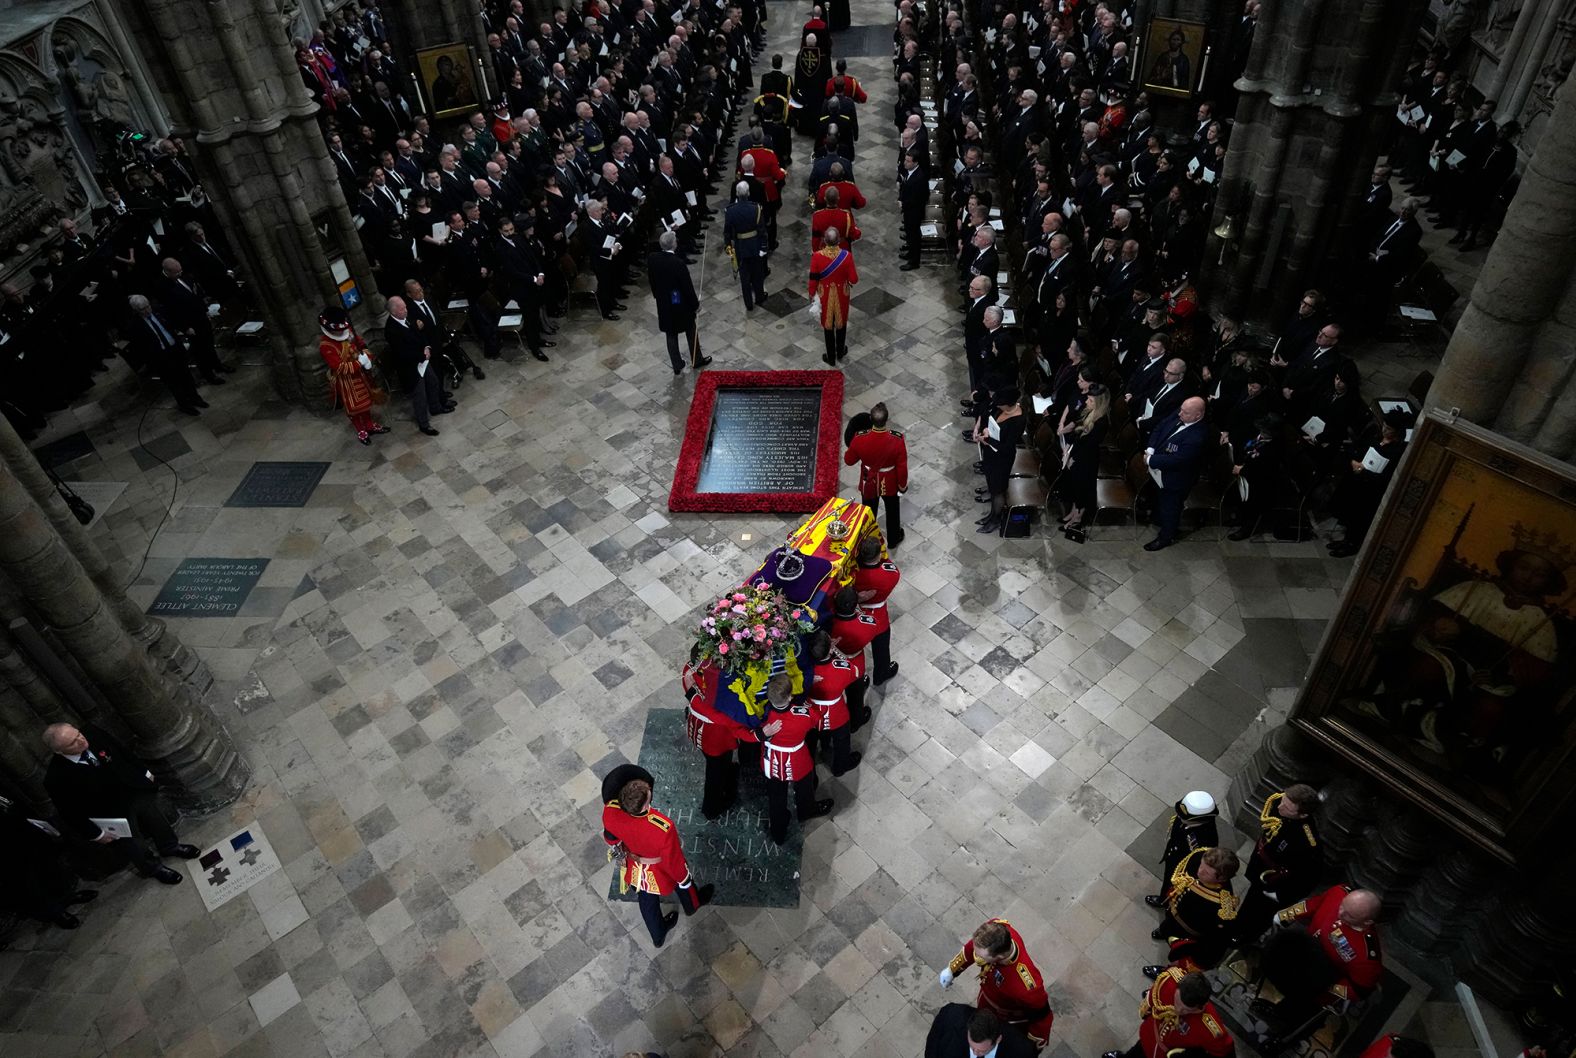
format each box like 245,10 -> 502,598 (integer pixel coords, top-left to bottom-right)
1261,793 -> 1284,841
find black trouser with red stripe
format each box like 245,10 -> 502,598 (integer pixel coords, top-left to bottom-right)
637,879 -> 706,945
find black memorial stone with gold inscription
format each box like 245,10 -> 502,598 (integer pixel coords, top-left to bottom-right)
695,387 -> 823,495
608,708 -> 803,908
148,558 -> 270,617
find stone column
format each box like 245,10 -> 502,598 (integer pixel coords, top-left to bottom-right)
1201,0 -> 1432,319
121,0 -> 379,405
1486,0 -> 1549,102
0,453 -> 247,811
1427,77 -> 1576,462
1453,853 -> 1576,1007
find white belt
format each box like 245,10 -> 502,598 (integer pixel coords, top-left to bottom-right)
876,465 -> 896,471
862,601 -> 887,609
766,741 -> 804,752
809,697 -> 840,706
686,705 -> 713,724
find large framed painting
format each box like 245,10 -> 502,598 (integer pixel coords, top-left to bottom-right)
415,43 -> 480,118
1141,18 -> 1207,98
1293,412 -> 1576,863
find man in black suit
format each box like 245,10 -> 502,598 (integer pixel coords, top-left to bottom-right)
961,275 -> 993,397
157,258 -> 227,384
42,722 -> 197,885
1143,396 -> 1209,551
1123,333 -> 1171,419
405,279 -> 484,383
494,218 -> 551,362
1132,358 -> 1195,443
384,295 -> 450,436
1281,323 -> 1347,419
925,1005 -> 1037,1058
897,152 -> 928,271
0,798 -> 98,929
647,231 -> 711,374
125,295 -> 205,416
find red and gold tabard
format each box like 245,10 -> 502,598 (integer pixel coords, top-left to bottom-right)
319,334 -> 377,415
946,919 -> 1055,1046
844,427 -> 908,498
1275,885 -> 1382,1000
601,801 -> 691,896
760,705 -> 818,781
806,244 -> 858,329
1137,968 -> 1234,1058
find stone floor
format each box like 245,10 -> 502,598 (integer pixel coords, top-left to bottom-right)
0,4 -> 1512,1058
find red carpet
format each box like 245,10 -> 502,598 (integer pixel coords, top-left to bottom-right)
668,370 -> 845,513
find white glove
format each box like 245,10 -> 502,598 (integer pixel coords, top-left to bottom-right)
1269,912 -> 1281,931
357,353 -> 373,370
938,968 -> 954,989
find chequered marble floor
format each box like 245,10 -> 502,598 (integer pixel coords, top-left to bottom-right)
0,4 -> 1505,1058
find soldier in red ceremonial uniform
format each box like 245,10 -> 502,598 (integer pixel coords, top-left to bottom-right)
738,127 -> 787,251
1236,784 -> 1322,942
805,631 -> 864,775
1260,885 -> 1382,1035
681,651 -> 759,820
844,402 -> 908,546
938,918 -> 1055,1049
852,538 -> 901,688
814,173 -> 866,210
760,675 -> 833,844
807,227 -> 858,364
1147,847 -> 1239,977
600,764 -> 713,947
829,586 -> 880,682
1103,969 -> 1234,1058
810,186 -> 861,252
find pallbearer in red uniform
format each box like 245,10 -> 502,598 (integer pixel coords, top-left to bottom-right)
317,305 -> 388,445
844,402 -> 908,546
1102,969 -> 1234,1058
829,586 -> 880,682
600,764 -> 713,947
1260,884 -> 1383,1035
807,227 -> 858,365
938,918 -> 1055,1049
852,538 -> 901,689
760,675 -> 833,845
681,651 -> 760,820
810,186 -> 861,251
804,631 -> 863,776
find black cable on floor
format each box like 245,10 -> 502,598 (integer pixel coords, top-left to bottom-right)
123,396 -> 180,591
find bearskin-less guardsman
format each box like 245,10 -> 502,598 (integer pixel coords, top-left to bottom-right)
937,918 -> 1054,1049
844,402 -> 909,547
600,764 -> 713,947
680,650 -> 759,820
1236,784 -> 1322,941
1149,790 -> 1219,906
829,585 -> 879,681
760,674 -> 833,844
804,631 -> 862,776
317,305 -> 388,445
810,186 -> 861,251
807,226 -> 858,364
851,536 -> 901,687
1146,847 -> 1240,978
1103,969 -> 1234,1058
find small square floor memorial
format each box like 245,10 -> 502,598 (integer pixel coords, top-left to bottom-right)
224,461 -> 330,508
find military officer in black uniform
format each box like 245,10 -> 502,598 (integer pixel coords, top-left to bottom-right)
724,180 -> 769,310
1147,847 -> 1239,977
1148,790 -> 1219,906
1236,783 -> 1322,942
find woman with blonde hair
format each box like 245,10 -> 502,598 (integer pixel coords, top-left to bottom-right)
1056,383 -> 1111,540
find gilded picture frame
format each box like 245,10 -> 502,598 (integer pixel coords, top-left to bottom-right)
415,43 -> 480,118
1140,18 -> 1207,99
1292,411 -> 1576,862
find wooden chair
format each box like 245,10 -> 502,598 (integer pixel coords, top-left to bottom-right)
1001,476 -> 1050,535
1182,445 -> 1234,540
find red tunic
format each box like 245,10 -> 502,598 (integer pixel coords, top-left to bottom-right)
844,427 -> 908,497
946,919 -> 1055,1046
601,802 -> 691,895
815,180 -> 867,210
810,207 -> 860,250
808,656 -> 859,731
831,610 -> 880,664
1359,1036 -> 1401,1058
1137,968 -> 1234,1058
1275,885 -> 1383,1001
824,75 -> 869,102
682,660 -> 757,753
738,146 -> 785,202
761,706 -> 817,781
807,245 -> 858,329
853,561 -> 900,636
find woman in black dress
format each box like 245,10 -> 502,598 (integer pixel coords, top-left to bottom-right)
1038,290 -> 1079,370
975,390 -> 1026,533
1056,384 -> 1112,539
